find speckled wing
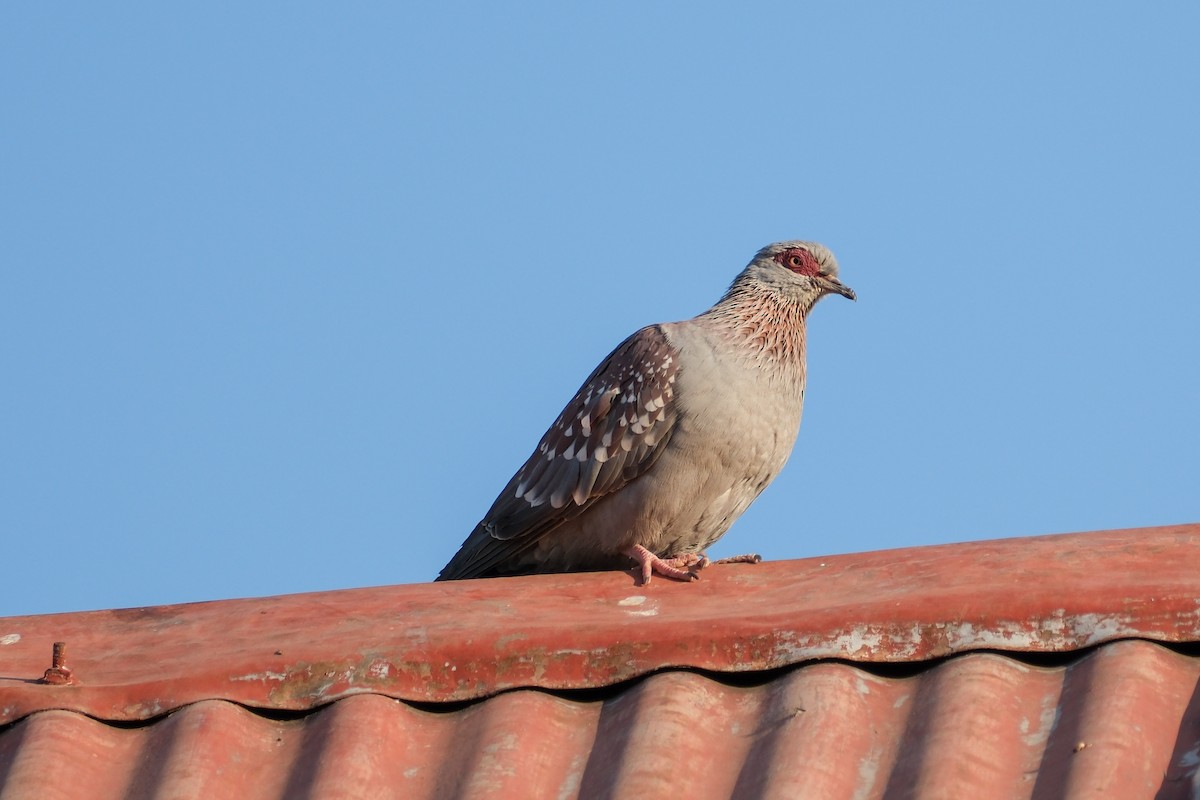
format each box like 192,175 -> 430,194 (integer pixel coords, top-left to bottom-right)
437,325 -> 681,580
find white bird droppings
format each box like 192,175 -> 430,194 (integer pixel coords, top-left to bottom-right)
617,595 -> 658,616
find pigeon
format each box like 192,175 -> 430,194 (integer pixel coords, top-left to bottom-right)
437,240 -> 854,584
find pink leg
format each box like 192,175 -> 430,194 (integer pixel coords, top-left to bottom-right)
713,553 -> 762,565
684,552 -> 763,572
624,545 -> 700,585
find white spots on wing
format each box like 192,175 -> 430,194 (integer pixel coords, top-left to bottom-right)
503,333 -> 684,520
0,633 -> 20,646
549,486 -> 569,508
521,486 -> 547,507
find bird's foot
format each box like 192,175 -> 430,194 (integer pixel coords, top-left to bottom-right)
687,551 -> 763,572
625,545 -> 702,585
624,547 -> 763,585
711,553 -> 763,566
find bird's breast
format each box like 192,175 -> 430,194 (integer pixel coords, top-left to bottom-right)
661,325 -> 808,501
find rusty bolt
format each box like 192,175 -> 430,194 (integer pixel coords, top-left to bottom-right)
41,641 -> 75,685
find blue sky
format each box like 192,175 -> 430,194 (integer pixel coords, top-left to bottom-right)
3,4 -> 1197,617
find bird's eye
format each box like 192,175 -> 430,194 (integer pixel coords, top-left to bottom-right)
772,247 -> 819,276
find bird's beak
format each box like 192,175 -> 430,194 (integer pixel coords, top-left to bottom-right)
821,276 -> 856,301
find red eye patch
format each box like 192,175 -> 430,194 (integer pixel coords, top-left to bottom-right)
772,248 -> 821,277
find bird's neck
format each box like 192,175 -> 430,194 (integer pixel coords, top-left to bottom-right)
699,282 -> 810,366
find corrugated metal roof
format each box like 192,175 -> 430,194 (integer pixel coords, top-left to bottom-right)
4,642 -> 1200,798
3,523 -> 1200,798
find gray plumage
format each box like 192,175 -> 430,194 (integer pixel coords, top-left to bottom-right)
437,240 -> 854,583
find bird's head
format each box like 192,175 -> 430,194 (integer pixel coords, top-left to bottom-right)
740,240 -> 856,308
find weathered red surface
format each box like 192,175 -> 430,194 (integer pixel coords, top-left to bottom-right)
4,524 -> 1200,799
1,524 -> 1198,726
4,641 -> 1200,799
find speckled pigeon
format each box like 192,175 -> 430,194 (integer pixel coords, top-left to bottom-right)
437,240 -> 854,584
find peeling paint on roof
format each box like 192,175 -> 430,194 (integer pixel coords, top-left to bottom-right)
2,524 -> 1199,726
4,641 -> 1200,799
2,523 -> 1200,798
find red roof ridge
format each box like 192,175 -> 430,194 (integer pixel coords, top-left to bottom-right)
2,523 -> 1198,727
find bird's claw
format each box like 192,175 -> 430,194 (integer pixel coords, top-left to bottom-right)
625,547 -> 762,585
713,553 -> 763,565
626,545 -> 699,585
